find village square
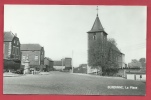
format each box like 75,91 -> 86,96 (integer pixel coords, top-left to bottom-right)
3,5 -> 146,95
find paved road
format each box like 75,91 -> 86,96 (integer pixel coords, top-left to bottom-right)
3,71 -> 146,95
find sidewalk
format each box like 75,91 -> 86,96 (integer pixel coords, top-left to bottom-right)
3,72 -> 50,77
3,72 -> 22,77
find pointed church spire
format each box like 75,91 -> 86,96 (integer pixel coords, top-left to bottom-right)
96,6 -> 99,17
87,6 -> 106,33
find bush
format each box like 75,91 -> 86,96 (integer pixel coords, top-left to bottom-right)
102,64 -> 119,76
4,59 -> 21,71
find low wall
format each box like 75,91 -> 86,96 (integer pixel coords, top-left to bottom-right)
116,68 -> 141,77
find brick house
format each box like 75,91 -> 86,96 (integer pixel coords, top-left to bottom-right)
20,44 -> 45,71
4,31 -> 21,71
44,57 -> 54,72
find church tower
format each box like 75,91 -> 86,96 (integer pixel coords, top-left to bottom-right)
87,7 -> 108,67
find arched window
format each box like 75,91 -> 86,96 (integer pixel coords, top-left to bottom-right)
93,33 -> 96,40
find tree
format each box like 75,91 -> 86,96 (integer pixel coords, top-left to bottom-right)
88,38 -> 119,76
102,38 -> 119,76
128,59 -> 142,68
4,59 -> 20,71
139,58 -> 146,68
107,38 -> 117,46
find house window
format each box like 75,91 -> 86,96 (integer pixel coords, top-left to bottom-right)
17,41 -> 19,45
93,33 -> 96,40
35,56 -> 39,61
16,47 -> 19,55
15,47 -> 17,55
22,56 -> 26,60
104,36 -> 106,40
12,46 -> 15,54
18,48 -> 19,55
8,42 -> 11,57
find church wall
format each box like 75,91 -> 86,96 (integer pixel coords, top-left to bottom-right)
88,32 -> 107,67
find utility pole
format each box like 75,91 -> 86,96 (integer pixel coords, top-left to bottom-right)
72,50 -> 74,73
62,57 -> 64,71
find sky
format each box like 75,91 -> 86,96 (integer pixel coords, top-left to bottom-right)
4,5 -> 146,67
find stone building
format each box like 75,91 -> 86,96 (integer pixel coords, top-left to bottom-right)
87,11 -> 125,73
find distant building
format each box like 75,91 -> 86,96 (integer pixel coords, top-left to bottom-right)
87,10 -> 125,74
126,71 -> 146,81
53,60 -> 65,71
63,58 -> 72,70
4,31 -> 21,71
20,44 -> 45,71
44,57 -> 54,71
74,64 -> 87,74
53,58 -> 72,71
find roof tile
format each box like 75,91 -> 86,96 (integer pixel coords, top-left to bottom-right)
4,31 -> 15,41
21,44 -> 42,50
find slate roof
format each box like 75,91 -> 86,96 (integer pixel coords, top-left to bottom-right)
111,44 -> 121,53
4,31 -> 15,41
45,57 -> 53,61
21,44 -> 42,51
88,15 -> 107,34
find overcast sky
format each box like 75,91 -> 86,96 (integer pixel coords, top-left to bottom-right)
4,5 -> 146,67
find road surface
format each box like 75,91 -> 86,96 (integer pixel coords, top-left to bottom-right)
3,71 -> 146,95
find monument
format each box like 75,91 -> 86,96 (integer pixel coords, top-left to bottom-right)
23,54 -> 30,74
